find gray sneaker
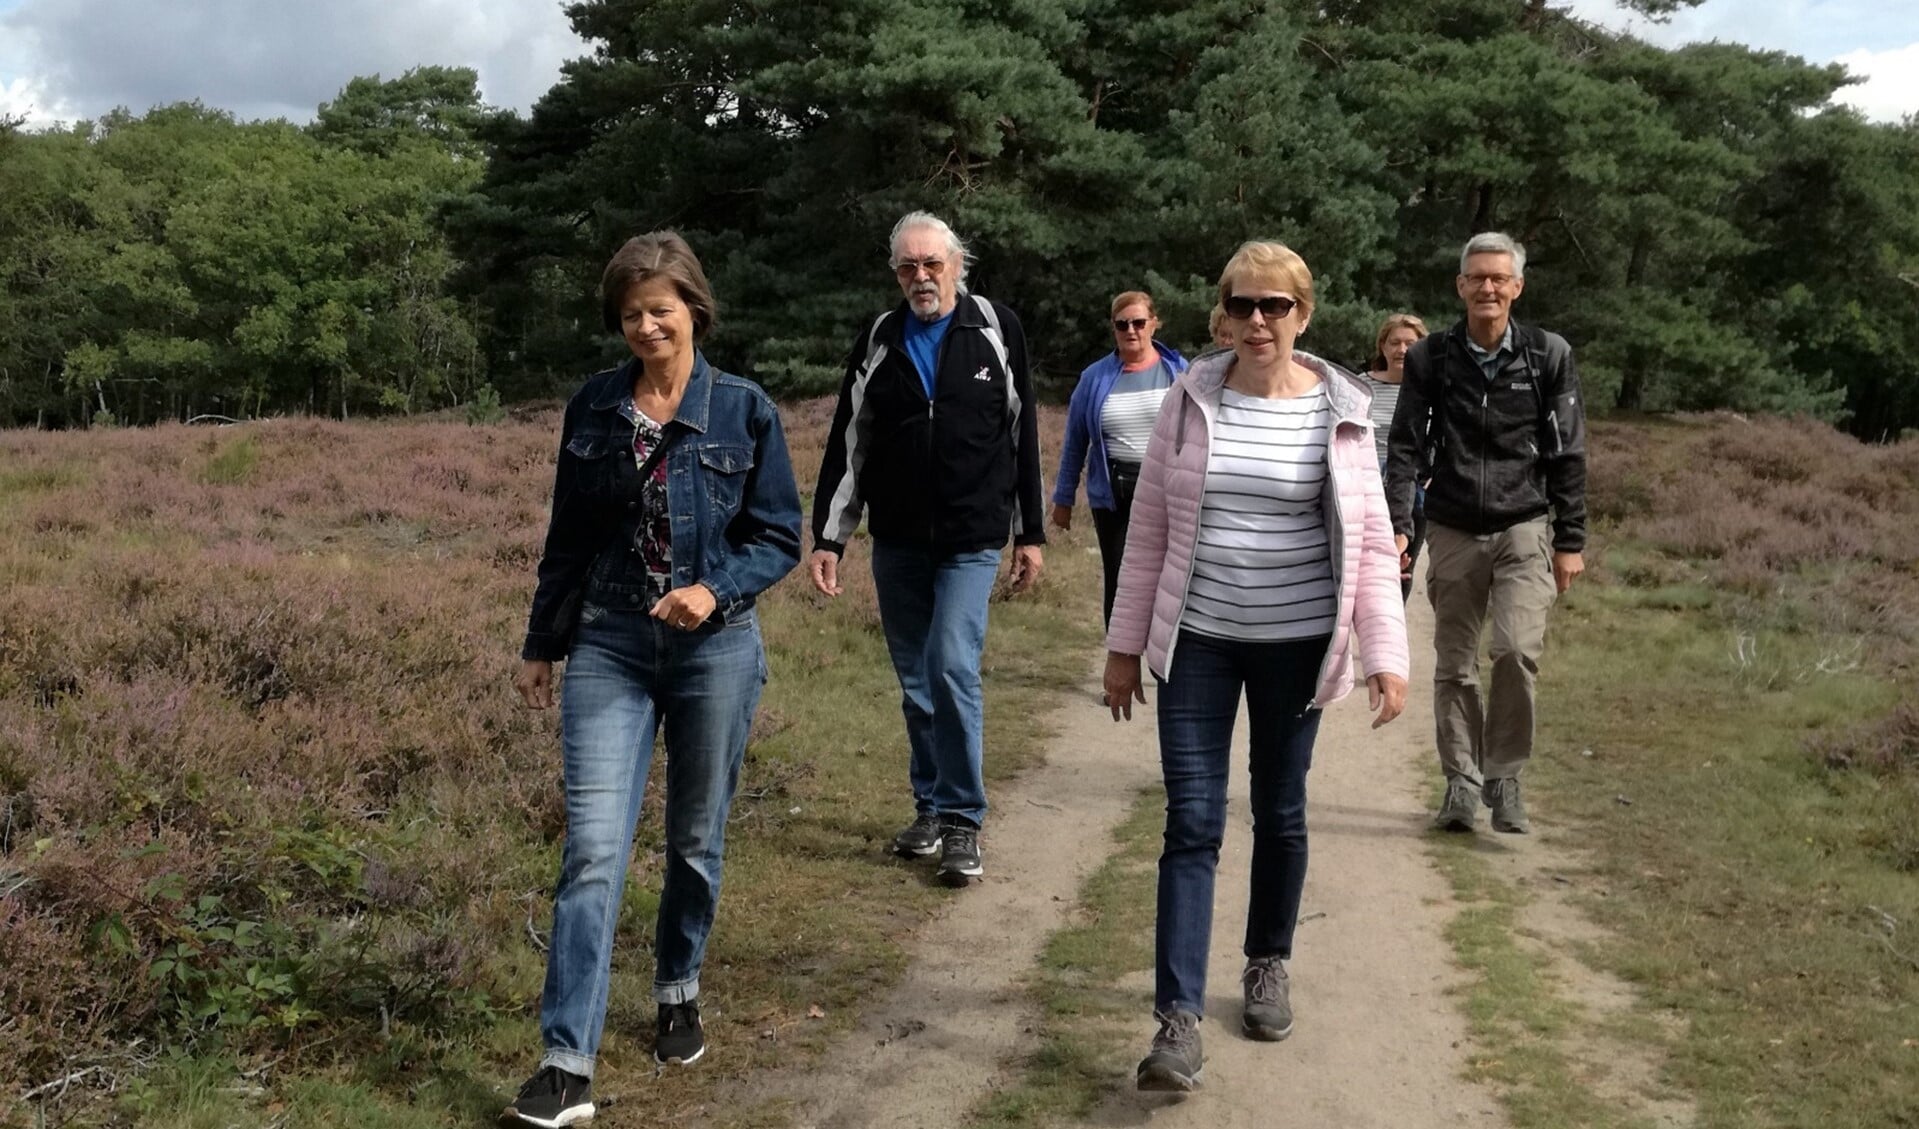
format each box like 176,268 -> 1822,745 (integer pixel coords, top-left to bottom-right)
891,812 -> 942,858
1136,1009 -> 1203,1092
1241,956 -> 1293,1041
1484,778 -> 1530,834
1433,778 -> 1479,832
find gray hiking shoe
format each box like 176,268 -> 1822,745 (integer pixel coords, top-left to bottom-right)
1433,778 -> 1479,832
1241,955 -> 1293,1041
1484,777 -> 1530,834
891,812 -> 942,858
1135,1009 -> 1203,1092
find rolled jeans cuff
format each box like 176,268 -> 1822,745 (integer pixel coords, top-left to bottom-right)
653,975 -> 700,1005
539,1048 -> 595,1080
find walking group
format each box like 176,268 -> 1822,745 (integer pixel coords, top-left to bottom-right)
501,212 -> 1587,1126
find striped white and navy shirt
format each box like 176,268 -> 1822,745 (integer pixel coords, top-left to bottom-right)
1099,360 -> 1172,465
1363,373 -> 1402,464
1181,385 -> 1338,642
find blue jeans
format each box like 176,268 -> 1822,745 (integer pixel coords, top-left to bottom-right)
539,605 -> 766,1079
869,539 -> 1001,827
1154,630 -> 1328,1016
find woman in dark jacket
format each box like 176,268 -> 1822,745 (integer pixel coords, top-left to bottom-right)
505,232 -> 802,1129
1050,290 -> 1189,625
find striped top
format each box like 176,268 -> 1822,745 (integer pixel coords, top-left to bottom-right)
1181,385 -> 1337,643
1099,360 -> 1172,464
1363,372 -> 1402,464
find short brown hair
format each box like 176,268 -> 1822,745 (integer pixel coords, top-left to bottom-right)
1110,290 -> 1156,319
599,231 -> 717,339
1217,241 -> 1315,322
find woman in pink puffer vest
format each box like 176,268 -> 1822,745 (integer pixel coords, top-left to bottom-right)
1102,241 -> 1409,1094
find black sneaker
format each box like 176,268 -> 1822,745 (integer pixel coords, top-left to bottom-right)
503,1065 -> 593,1127
1433,778 -> 1479,832
936,816 -> 982,887
891,812 -> 943,858
655,1000 -> 706,1065
1135,1009 -> 1203,1092
1484,777 -> 1531,834
1241,955 -> 1294,1041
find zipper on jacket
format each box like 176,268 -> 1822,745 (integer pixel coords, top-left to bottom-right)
1308,416 -> 1351,709
1160,387 -> 1205,682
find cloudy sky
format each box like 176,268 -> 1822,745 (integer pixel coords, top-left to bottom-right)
1,0 -> 1914,127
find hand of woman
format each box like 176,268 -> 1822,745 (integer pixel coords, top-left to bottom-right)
1366,672 -> 1407,729
1102,652 -> 1146,722
651,584 -> 719,631
1050,503 -> 1073,531
515,659 -> 554,710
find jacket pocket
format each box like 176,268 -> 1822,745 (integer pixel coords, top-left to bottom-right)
698,443 -> 755,515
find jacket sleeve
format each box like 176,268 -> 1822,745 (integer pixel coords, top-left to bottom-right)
1384,340 -> 1432,541
1104,395 -> 1176,657
1007,305 -> 1047,547
811,319 -> 879,557
699,389 -> 805,613
522,394 -> 596,661
1051,362 -> 1095,508
1541,334 -> 1588,552
1351,449 -> 1412,682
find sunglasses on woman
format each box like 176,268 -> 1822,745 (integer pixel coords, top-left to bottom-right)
1112,317 -> 1151,333
1223,295 -> 1298,320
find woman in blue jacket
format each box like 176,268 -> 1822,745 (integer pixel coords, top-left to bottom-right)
506,231 -> 802,1129
1051,291 -> 1189,625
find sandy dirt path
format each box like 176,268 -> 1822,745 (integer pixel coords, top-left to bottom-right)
742,590 -> 1505,1128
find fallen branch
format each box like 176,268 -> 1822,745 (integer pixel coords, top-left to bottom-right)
21,1065 -> 102,1102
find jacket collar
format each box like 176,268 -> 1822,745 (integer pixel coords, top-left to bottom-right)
589,352 -> 714,434
1177,349 -> 1368,425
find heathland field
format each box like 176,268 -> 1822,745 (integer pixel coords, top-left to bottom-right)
3,407 -> 1917,1128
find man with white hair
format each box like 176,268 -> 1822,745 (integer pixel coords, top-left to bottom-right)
1384,231 -> 1587,835
810,211 -> 1046,885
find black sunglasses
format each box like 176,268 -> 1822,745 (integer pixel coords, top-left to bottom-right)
1112,317 -> 1151,333
1223,295 -> 1298,320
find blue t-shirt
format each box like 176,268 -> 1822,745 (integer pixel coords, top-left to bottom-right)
902,311 -> 953,399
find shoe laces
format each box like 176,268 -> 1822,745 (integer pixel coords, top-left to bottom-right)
942,823 -> 978,852
1243,957 -> 1287,1005
661,1001 -> 699,1032
517,1065 -> 567,1100
1152,1009 -> 1200,1053
1487,778 -> 1521,807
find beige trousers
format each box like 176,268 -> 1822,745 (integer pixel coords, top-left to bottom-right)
1425,517 -> 1557,787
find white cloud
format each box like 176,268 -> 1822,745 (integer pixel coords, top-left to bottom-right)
1832,43 -> 1919,123
0,0 -> 587,125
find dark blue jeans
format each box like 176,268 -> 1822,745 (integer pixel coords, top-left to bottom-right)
869,538 -> 1000,827
539,605 -> 766,1079
1154,630 -> 1328,1016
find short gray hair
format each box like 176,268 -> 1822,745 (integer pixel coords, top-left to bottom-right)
1460,231 -> 1526,279
889,211 -> 970,290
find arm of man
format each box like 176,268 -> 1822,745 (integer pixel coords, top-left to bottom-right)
810,317 -> 882,595
1005,303 -> 1047,593
1384,339 -> 1433,556
1540,333 -> 1588,591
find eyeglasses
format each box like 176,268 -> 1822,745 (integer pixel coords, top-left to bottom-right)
893,258 -> 947,280
1462,273 -> 1515,289
1222,295 -> 1297,321
1112,317 -> 1151,333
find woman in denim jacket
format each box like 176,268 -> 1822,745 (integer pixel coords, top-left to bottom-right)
506,232 -> 802,1128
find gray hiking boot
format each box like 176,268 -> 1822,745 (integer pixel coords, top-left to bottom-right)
1135,1009 -> 1203,1092
1241,955 -> 1294,1041
1433,778 -> 1479,832
1484,777 -> 1531,834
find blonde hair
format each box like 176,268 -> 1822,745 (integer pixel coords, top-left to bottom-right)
1217,241 -> 1314,321
1110,290 -> 1156,319
1371,313 -> 1428,370
1207,304 -> 1228,340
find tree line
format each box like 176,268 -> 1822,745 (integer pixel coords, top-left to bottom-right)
2,0 -> 1916,439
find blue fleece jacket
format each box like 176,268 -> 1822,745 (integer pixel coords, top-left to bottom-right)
1051,340 -> 1188,511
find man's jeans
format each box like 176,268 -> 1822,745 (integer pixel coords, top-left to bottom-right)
1154,630 -> 1327,1016
869,539 -> 1000,827
539,605 -> 766,1079
1426,517 -> 1557,787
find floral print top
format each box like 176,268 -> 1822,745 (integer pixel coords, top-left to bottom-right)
618,397 -> 674,602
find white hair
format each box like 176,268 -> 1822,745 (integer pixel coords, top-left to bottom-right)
1460,231 -> 1526,279
889,211 -> 970,290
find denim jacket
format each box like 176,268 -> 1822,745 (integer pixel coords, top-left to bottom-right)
522,353 -> 803,661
